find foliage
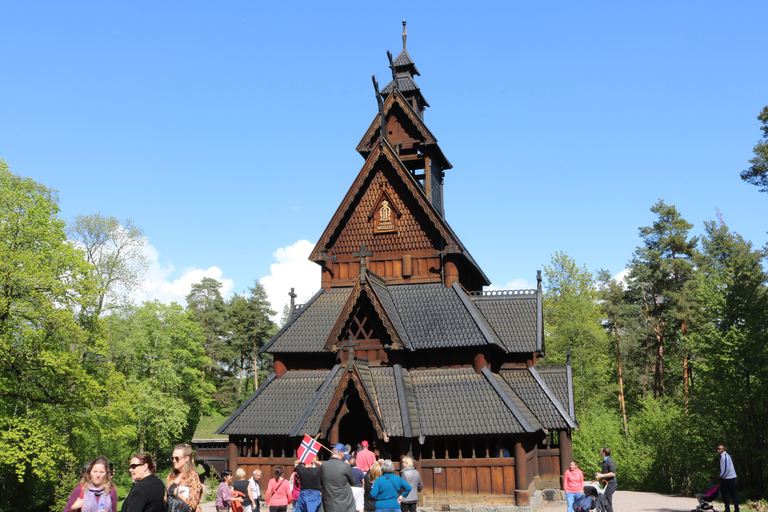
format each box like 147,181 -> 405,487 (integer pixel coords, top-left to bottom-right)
0,161 -> 108,510
67,212 -> 148,316
186,277 -> 228,414
740,106 -> 768,192
543,252 -> 611,416
104,300 -> 212,453
625,200 -> 698,399
689,220 -> 768,495
185,278 -> 277,415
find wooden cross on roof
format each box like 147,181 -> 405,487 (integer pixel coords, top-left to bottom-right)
288,287 -> 297,317
341,334 -> 360,372
354,244 -> 373,283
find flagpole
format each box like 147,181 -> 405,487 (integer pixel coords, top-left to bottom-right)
310,433 -> 333,453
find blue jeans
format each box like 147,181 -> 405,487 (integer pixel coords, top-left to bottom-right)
567,492 -> 582,512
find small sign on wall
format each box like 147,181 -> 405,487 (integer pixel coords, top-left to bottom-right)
433,467 -> 442,474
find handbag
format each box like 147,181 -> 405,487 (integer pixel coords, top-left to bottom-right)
164,483 -> 193,512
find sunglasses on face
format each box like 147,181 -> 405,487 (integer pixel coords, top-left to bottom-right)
129,463 -> 145,470
170,456 -> 186,463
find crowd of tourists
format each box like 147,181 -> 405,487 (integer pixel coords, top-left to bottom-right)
61,440 -> 423,512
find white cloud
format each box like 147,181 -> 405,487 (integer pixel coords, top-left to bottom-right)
613,268 -> 631,290
259,239 -> 321,322
487,278 -> 536,291
133,241 -> 234,306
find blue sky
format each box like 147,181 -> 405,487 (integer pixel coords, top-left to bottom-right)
2,1 -> 767,315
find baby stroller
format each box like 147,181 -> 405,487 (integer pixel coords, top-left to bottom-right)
576,480 -> 608,512
693,483 -> 720,512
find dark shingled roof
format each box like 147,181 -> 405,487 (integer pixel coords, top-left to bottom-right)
297,368 -> 345,434
221,370 -> 333,435
393,49 -> 418,70
490,370 -> 542,431
368,274 -> 412,350
370,366 -> 404,437
382,76 -> 421,95
536,364 -> 576,423
388,283 -> 492,349
472,291 -> 540,352
410,367 -> 530,435
264,288 -> 352,353
500,369 -> 569,430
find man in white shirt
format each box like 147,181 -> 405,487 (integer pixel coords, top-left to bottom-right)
717,445 -> 739,512
249,469 -> 263,511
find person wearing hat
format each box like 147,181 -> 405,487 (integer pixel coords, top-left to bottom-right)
320,443 -> 357,512
356,441 -> 376,472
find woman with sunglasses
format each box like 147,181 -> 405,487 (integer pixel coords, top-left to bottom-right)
63,457 -> 117,512
166,443 -> 204,512
122,453 -> 165,512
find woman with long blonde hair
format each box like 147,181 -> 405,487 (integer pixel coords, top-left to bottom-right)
166,443 -> 204,512
363,462 -> 382,512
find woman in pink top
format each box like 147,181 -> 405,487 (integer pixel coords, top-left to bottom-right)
265,466 -> 291,512
564,460 -> 584,512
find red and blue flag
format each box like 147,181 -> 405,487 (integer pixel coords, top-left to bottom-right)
297,435 -> 322,464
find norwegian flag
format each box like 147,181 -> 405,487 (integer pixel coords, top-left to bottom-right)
297,435 -> 322,464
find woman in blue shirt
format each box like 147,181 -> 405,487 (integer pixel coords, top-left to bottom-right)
371,460 -> 412,512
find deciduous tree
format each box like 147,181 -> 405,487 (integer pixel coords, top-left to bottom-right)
543,252 -> 610,416
67,212 -> 148,316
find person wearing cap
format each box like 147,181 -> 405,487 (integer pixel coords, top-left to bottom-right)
320,443 -> 357,512
356,441 -> 376,472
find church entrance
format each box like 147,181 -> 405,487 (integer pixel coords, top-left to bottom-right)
333,381 -> 376,450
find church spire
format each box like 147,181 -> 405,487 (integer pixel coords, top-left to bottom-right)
382,21 -> 428,119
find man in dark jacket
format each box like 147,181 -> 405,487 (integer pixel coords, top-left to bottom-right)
320,443 -> 356,512
595,447 -> 617,512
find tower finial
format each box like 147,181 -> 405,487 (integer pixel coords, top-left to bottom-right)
402,20 -> 407,50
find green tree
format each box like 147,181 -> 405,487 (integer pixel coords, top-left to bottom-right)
596,270 -> 640,437
543,252 -> 610,416
625,200 -> 698,400
104,300 -> 212,453
740,105 -> 768,193
690,219 -> 768,493
186,277 -> 228,413
225,282 -> 276,407
67,212 -> 148,316
0,160 -> 128,510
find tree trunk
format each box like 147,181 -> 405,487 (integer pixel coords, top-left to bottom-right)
612,314 -> 629,439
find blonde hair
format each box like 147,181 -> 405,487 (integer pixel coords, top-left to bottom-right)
368,462 -> 382,482
236,468 -> 246,479
79,458 -> 113,494
169,443 -> 196,477
402,456 -> 413,468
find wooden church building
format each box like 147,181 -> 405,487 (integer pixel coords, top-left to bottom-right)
217,24 -> 577,507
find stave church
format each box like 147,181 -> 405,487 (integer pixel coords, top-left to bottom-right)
215,23 -> 577,508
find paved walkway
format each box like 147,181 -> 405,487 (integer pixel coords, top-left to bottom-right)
202,491 -> 704,512
540,490 -> 701,512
